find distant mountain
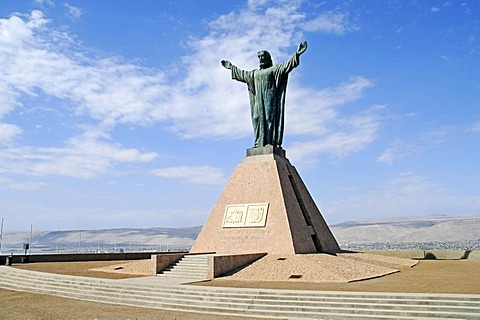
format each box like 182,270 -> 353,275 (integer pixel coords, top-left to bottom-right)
1,215 -> 479,253
330,215 -> 480,244
1,226 -> 202,253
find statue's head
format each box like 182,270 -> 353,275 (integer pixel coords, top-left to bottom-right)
257,50 -> 273,69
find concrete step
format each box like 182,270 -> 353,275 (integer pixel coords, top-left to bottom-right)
3,267 -> 477,305
1,266 -> 479,319
158,254 -> 209,281
3,280 -> 471,320
3,274 -> 479,315
162,267 -> 206,273
166,261 -> 207,267
0,268 -> 480,307
178,255 -> 209,261
1,267 -> 478,306
179,256 -> 208,262
166,260 -> 207,266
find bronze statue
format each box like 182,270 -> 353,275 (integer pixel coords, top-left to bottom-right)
221,41 -> 308,148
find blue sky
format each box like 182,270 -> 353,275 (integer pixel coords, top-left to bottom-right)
0,0 -> 479,231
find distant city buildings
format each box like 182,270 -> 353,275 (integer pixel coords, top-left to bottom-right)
341,240 -> 479,251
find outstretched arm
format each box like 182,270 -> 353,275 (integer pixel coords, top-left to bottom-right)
275,41 -> 306,74
297,40 -> 308,55
221,60 -> 232,69
221,60 -> 253,86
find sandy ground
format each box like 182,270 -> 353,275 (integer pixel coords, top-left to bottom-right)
14,260 -> 150,279
222,253 -> 417,283
4,255 -> 479,319
90,259 -> 153,276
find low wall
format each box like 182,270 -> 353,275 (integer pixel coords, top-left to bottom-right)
364,250 -> 480,260
207,253 -> 267,280
0,251 -> 177,265
151,253 -> 185,275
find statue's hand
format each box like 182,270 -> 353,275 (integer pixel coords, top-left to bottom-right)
297,40 -> 308,55
221,60 -> 232,69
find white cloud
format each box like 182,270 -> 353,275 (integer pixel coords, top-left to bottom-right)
377,148 -> 396,165
467,121 -> 480,132
0,10 -> 46,51
151,166 -> 227,185
288,104 -> 383,164
421,125 -> 458,143
440,55 -> 452,63
0,123 -> 22,145
303,11 -> 359,34
377,140 -> 421,165
0,177 -> 46,190
377,123 -> 473,165
0,129 -> 157,178
0,11 -> 169,127
33,0 -> 54,7
64,3 -> 83,20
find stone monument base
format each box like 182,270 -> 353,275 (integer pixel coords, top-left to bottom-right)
190,147 -> 340,255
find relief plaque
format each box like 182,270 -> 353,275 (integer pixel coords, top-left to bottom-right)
222,205 -> 247,227
222,203 -> 269,228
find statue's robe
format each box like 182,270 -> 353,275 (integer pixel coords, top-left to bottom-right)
230,53 -> 300,147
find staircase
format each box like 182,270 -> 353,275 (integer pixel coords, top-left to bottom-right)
158,254 -> 209,282
1,266 -> 479,319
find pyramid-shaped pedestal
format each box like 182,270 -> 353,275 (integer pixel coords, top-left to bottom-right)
190,147 -> 340,255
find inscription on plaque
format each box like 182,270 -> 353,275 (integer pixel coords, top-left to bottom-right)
222,203 -> 269,228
